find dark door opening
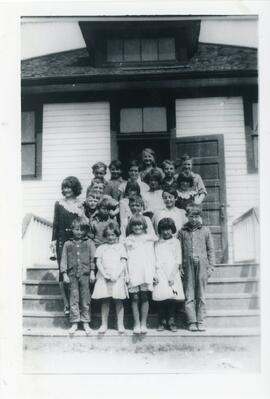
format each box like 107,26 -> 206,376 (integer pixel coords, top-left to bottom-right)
118,138 -> 170,178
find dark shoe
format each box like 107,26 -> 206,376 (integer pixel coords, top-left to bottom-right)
188,323 -> 198,332
197,322 -> 207,331
64,306 -> 70,316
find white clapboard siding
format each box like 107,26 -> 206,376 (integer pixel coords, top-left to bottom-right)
176,97 -> 259,262
22,102 -> 111,221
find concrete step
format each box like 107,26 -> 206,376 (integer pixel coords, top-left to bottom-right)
26,263 -> 259,281
213,263 -> 259,279
23,292 -> 259,312
23,327 -> 260,352
23,276 -> 259,295
23,309 -> 260,329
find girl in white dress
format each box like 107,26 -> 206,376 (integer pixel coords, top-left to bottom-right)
125,214 -> 158,334
92,222 -> 128,334
152,217 -> 184,332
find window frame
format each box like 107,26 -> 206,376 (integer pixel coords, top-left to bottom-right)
243,97 -> 258,174
119,106 -> 168,135
106,37 -> 177,65
21,105 -> 43,180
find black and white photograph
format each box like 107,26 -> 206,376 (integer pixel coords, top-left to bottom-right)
1,1 -> 270,398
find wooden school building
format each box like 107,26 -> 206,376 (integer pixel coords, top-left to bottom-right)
21,16 -> 259,347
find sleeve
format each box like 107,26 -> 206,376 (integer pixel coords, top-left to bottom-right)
89,239 -> 96,271
119,244 -> 128,260
94,244 -> 103,259
60,241 -> 68,273
194,174 -> 207,195
206,228 -> 215,267
52,202 -> 59,241
174,239 -> 182,266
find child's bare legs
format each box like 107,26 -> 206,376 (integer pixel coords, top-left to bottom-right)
115,299 -> 125,333
131,293 -> 141,334
140,291 -> 149,333
99,298 -> 110,333
69,323 -> 78,336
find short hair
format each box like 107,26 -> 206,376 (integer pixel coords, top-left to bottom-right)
126,214 -> 147,236
162,186 -> 178,199
96,197 -> 112,210
142,148 -> 156,166
128,159 -> 140,170
129,194 -> 144,207
90,178 -> 106,189
86,187 -> 101,200
162,159 -> 176,169
109,160 -> 123,171
92,162 -> 107,173
71,216 -> 89,233
177,172 -> 194,187
186,204 -> 202,216
144,168 -> 163,185
103,222 -> 121,238
124,181 -> 141,197
181,154 -> 193,163
157,217 -> 177,235
61,176 -> 82,197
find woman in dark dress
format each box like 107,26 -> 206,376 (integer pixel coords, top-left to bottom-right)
51,176 -> 85,315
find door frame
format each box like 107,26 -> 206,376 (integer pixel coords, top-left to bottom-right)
171,134 -> 228,263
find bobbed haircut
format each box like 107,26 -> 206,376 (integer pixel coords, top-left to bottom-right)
157,217 -> 176,235
92,162 -> 107,173
162,186 -> 178,199
124,181 -> 141,197
103,222 -> 121,238
61,176 -> 82,197
144,168 -> 163,185
71,216 -> 89,233
109,159 -> 123,171
162,159 -> 176,169
177,172 -> 194,187
128,194 -> 144,207
126,214 -> 147,236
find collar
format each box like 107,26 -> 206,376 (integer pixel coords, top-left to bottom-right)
71,236 -> 89,243
182,222 -> 203,232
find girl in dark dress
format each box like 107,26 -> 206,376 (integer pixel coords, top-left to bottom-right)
51,176 -> 85,315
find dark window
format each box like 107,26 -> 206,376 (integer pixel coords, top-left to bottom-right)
21,107 -> 42,179
244,98 -> 258,173
120,107 -> 167,133
107,38 -> 176,63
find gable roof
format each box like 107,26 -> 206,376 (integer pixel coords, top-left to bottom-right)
21,43 -> 257,84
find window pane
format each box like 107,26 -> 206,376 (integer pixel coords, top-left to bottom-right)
107,39 -> 123,62
22,112 -> 35,142
141,39 -> 158,61
120,108 -> 143,133
22,144 -> 36,176
143,107 -> 167,132
124,39 -> 140,62
253,136 -> 258,169
158,38 -> 175,60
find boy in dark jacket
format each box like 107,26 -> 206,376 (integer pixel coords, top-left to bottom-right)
178,205 -> 215,331
61,217 -> 96,336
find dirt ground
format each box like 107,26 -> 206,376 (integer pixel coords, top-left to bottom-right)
23,342 -> 260,374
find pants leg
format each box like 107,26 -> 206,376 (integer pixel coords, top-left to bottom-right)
79,275 -> 91,323
69,275 -> 80,323
196,264 -> 208,324
183,260 -> 196,324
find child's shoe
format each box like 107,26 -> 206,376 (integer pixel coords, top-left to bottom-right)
168,323 -> 177,332
83,323 -> 92,336
140,325 -> 148,334
118,326 -> 126,335
188,323 -> 197,332
157,319 -> 166,331
133,325 -> 141,334
98,325 -> 107,334
68,323 -> 78,336
64,306 -> 70,316
197,322 -> 207,331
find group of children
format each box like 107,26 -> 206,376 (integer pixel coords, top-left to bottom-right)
51,149 -> 215,336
